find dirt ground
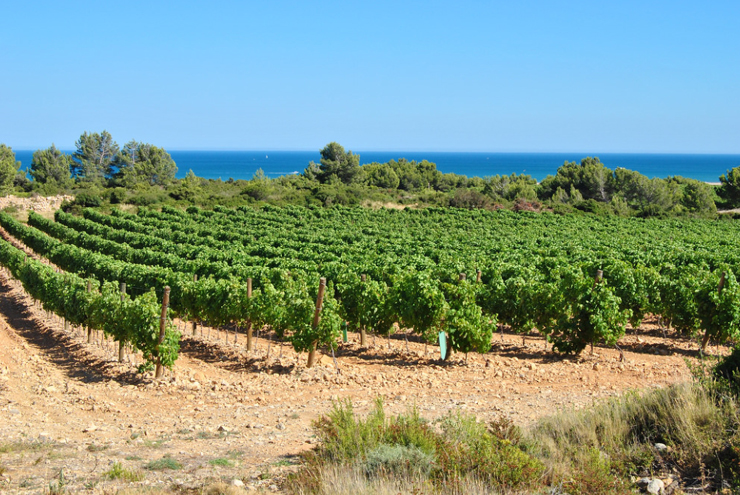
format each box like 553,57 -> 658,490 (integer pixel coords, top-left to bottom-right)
0,258 -> 705,494
0,208 -> 709,494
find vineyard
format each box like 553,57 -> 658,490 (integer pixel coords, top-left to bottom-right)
0,204 -> 738,372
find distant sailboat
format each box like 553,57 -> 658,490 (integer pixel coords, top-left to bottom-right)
266,155 -> 268,159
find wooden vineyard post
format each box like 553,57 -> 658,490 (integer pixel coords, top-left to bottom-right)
591,270 -> 603,354
118,283 -> 126,362
593,270 -> 603,288
476,269 -> 482,283
360,274 -> 367,347
155,286 -> 171,379
86,280 -> 93,344
307,277 -> 327,368
246,278 -> 254,352
459,273 -> 466,281
192,274 -> 198,335
702,271 -> 727,352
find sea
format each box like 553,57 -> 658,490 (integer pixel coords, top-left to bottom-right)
11,150 -> 740,184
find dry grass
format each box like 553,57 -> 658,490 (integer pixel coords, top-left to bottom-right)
289,464 -> 524,495
525,381 -> 736,481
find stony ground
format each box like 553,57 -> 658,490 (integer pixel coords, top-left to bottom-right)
0,264 -> 702,494
0,206 -> 708,494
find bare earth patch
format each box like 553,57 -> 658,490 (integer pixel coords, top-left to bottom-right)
0,266 -> 706,493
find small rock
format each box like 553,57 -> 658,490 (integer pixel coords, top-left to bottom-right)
231,479 -> 245,487
592,363 -> 600,371
83,424 -> 97,433
654,442 -> 668,452
276,423 -> 286,430
647,478 -> 664,495
217,425 -> 230,433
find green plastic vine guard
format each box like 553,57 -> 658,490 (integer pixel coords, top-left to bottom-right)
438,331 -> 447,360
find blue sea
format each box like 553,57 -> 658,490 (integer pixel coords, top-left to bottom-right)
12,150 -> 740,183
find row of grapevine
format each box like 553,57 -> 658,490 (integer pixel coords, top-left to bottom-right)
8,205 -> 740,363
0,235 -> 179,374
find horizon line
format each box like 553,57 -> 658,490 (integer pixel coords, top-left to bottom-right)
9,148 -> 740,156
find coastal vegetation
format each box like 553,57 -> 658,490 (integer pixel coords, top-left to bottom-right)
1,135 -> 739,217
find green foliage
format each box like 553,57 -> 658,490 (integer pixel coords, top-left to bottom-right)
169,169 -> 203,201
391,271 -> 448,342
303,399 -> 543,491
0,144 -> 21,195
548,269 -> 630,354
696,269 -> 740,348
307,142 -> 361,185
719,166 -> 740,207
284,276 -> 343,353
29,144 -> 73,187
0,213 -> 180,370
713,346 -> 740,395
72,130 -> 119,184
362,444 -> 435,478
540,157 -> 613,202
442,279 -> 494,356
144,456 -> 182,471
104,462 -> 145,481
113,140 -> 177,187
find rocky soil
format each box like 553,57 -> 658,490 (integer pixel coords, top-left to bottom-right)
0,264 -> 702,494
0,209 -> 708,493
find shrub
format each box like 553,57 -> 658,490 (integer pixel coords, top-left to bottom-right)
144,456 -> 182,471
104,461 -> 145,482
73,191 -> 102,207
713,346 -> 740,395
363,444 -> 435,478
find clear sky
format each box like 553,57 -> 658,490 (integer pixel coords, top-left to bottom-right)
1,1 -> 738,153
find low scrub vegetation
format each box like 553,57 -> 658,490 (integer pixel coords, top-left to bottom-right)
287,352 -> 740,494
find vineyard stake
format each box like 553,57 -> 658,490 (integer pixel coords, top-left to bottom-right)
86,280 -> 93,344
118,282 -> 126,362
701,271 -> 727,352
360,274 -> 367,347
192,274 -> 198,336
591,270 -> 603,354
476,269 -> 482,283
246,278 -> 254,352
307,277 -> 327,368
155,286 -> 171,379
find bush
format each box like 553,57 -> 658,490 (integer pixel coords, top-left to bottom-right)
363,444 -> 435,478
292,399 -> 543,492
128,190 -> 168,206
72,192 -> 102,207
106,187 -> 127,204
714,346 -> 740,395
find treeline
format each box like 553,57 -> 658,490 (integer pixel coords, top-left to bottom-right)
0,131 -> 177,196
2,137 -> 740,217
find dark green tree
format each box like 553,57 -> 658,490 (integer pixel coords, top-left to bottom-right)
30,144 -> 73,187
362,163 -> 400,189
112,140 -> 177,186
72,131 -> 119,184
0,144 -> 21,195
718,166 -> 740,208
540,157 -> 614,202
306,142 -> 361,184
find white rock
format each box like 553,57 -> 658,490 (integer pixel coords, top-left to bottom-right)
654,442 -> 668,452
231,479 -> 245,487
647,478 -> 664,494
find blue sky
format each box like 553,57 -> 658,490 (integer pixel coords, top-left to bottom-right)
1,1 -> 738,153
